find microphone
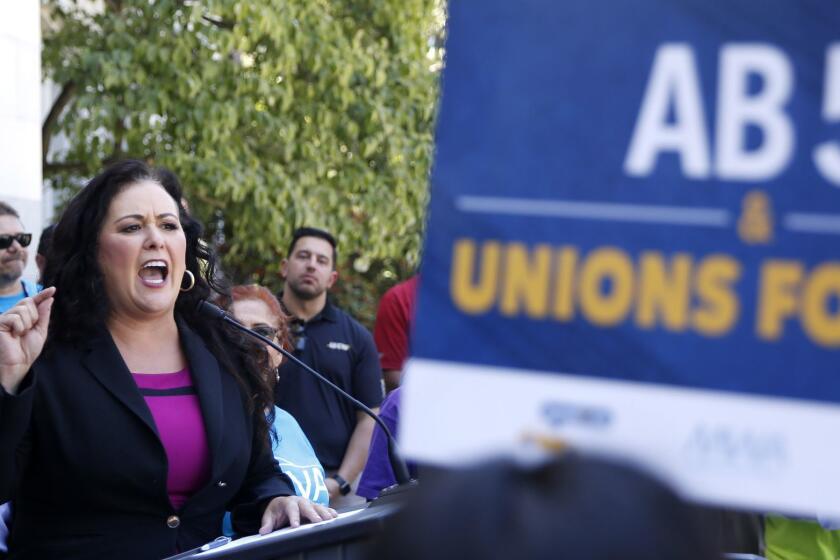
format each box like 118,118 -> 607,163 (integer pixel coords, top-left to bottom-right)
195,299 -> 413,487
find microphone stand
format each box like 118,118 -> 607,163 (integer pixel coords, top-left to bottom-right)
197,301 -> 414,488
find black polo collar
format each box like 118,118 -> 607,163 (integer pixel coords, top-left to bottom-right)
278,292 -> 338,324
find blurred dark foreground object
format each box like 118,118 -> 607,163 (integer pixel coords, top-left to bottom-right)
369,453 -> 721,560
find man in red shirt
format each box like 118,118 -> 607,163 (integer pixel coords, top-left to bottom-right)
373,275 -> 418,392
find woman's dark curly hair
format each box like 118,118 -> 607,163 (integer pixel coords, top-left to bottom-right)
42,159 -> 275,447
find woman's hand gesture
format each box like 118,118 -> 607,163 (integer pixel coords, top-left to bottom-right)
0,287 -> 55,395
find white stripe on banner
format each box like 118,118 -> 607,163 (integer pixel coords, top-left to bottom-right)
455,196 -> 731,227
401,358 -> 840,517
784,212 -> 840,235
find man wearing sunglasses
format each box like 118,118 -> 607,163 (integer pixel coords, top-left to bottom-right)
0,202 -> 37,313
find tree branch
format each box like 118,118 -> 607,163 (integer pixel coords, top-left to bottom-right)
104,0 -> 123,13
202,15 -> 235,30
189,189 -> 225,209
44,161 -> 86,175
111,113 -> 126,161
42,80 -> 77,167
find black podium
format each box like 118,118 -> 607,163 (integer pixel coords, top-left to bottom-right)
183,500 -> 399,560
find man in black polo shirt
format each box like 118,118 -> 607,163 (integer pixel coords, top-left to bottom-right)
275,227 -> 384,506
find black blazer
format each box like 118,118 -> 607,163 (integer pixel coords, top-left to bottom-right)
0,319 -> 294,560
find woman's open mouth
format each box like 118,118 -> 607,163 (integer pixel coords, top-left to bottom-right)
138,260 -> 169,287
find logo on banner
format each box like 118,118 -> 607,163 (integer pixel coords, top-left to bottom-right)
682,423 -> 788,475
540,401 -> 612,430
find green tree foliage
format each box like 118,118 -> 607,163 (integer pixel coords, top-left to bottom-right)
42,0 -> 444,326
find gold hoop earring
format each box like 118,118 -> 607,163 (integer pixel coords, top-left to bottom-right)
180,270 -> 196,292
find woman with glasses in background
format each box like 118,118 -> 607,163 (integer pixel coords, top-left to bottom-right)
226,285 -> 329,517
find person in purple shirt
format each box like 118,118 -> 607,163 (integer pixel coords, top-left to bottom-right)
357,387 -> 417,500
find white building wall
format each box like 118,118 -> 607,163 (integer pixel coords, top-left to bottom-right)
0,1 -> 42,283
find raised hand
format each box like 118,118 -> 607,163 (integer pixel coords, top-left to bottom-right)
0,287 -> 55,395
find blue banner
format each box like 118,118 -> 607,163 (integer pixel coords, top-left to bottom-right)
413,0 -> 840,403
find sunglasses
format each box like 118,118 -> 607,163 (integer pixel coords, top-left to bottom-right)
0,233 -> 32,250
252,326 -> 279,340
289,320 -> 307,351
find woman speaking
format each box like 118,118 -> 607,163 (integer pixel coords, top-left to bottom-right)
0,160 -> 335,559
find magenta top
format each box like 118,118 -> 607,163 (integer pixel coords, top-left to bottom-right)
132,368 -> 211,510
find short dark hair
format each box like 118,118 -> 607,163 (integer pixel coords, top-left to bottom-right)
374,454 -> 719,560
0,201 -> 20,219
287,226 -> 338,267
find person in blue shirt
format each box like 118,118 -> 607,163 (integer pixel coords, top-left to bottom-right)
221,284 -> 328,535
270,408 -> 330,506
0,202 -> 38,313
